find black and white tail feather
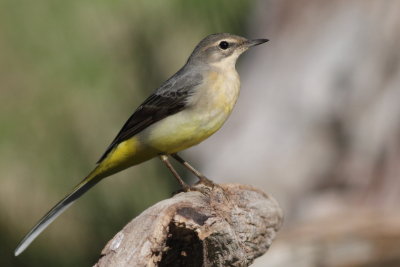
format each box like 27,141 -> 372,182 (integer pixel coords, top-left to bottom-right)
14,171 -> 103,256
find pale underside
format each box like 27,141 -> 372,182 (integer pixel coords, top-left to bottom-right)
98,66 -> 240,176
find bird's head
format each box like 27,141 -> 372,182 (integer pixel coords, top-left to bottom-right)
187,33 -> 268,68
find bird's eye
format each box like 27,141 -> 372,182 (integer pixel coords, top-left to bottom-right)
219,41 -> 229,50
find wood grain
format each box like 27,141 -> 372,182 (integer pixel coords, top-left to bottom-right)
94,183 -> 283,267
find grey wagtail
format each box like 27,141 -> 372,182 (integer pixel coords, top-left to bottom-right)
15,33 -> 268,256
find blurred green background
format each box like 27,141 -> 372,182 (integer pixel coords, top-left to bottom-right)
0,0 -> 251,266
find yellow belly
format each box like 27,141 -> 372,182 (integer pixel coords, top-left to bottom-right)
140,107 -> 228,153
98,69 -> 240,176
141,70 -> 240,153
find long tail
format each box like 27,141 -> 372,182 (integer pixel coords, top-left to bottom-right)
14,167 -> 105,256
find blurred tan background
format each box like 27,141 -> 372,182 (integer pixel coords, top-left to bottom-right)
1,0 -> 400,266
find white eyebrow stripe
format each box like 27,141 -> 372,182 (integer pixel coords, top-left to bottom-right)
201,38 -> 240,52
213,38 -> 238,46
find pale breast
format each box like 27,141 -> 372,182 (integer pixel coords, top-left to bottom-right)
193,69 -> 240,112
141,69 -> 240,153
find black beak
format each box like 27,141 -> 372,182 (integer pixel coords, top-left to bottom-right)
246,38 -> 269,47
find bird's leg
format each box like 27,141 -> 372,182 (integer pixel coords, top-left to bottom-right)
159,155 -> 190,191
171,153 -> 215,187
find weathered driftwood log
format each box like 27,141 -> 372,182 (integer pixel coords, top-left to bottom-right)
94,183 -> 283,267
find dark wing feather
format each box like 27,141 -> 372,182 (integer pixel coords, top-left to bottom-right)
97,70 -> 202,163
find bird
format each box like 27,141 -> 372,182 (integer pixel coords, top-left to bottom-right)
14,33 -> 268,256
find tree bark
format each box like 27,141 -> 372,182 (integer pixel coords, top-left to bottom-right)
94,183 -> 283,267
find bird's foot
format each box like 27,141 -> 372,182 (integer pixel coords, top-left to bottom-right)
173,177 -> 215,195
196,176 -> 215,188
